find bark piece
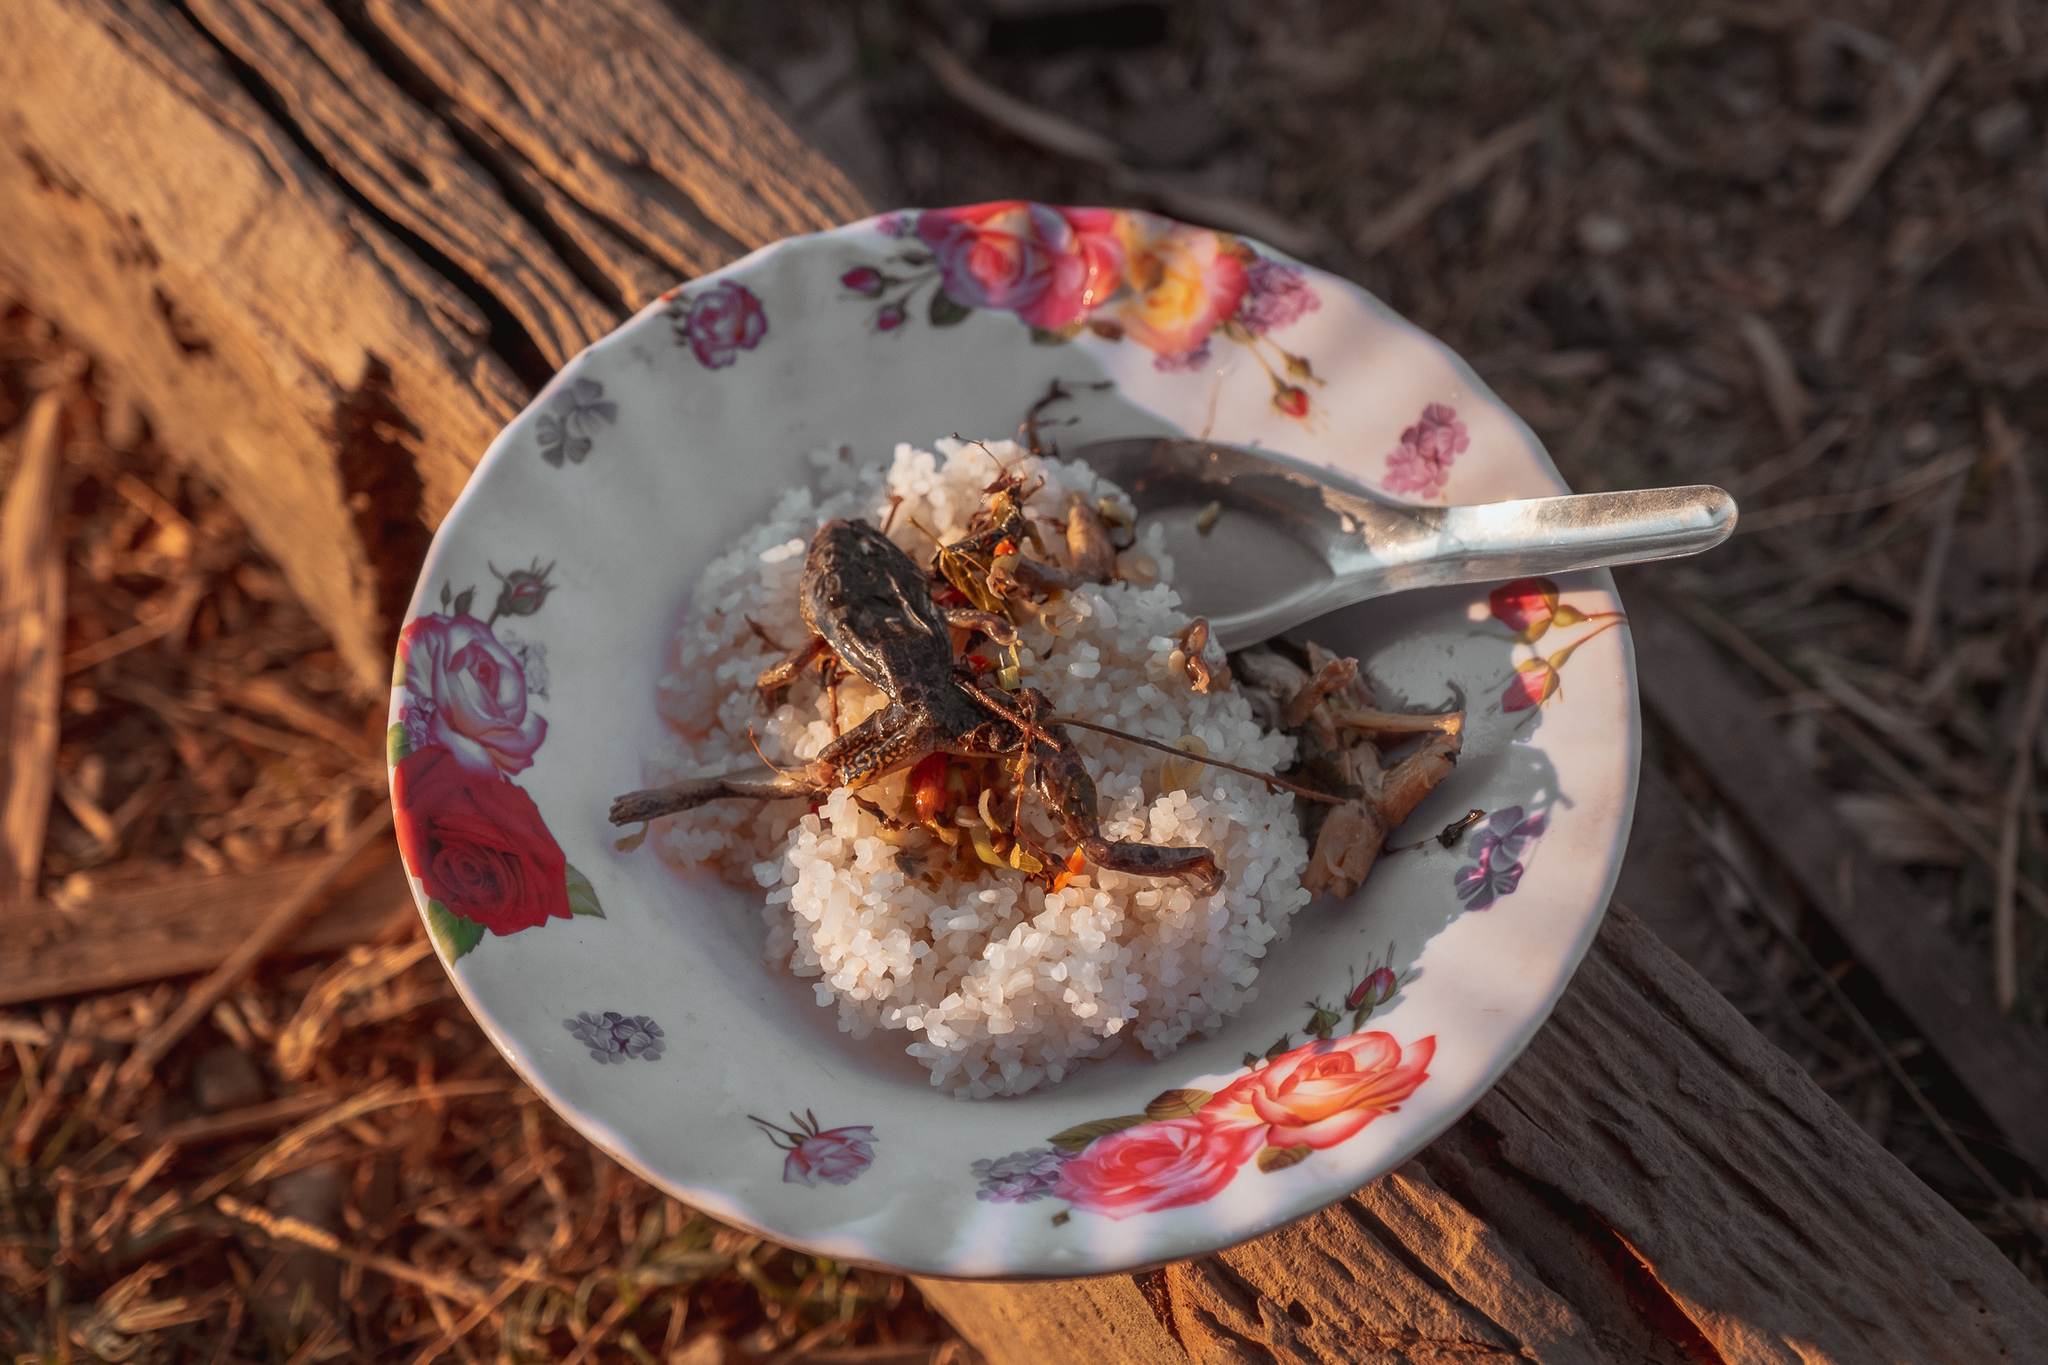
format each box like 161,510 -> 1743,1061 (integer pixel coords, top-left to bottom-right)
0,840 -> 412,1006
919,907 -> 2048,1363
0,393 -> 66,903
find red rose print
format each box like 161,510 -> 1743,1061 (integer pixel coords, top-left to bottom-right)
1501,658 -> 1559,713
1488,578 -> 1560,638
393,744 -> 571,935
1051,1115 -> 1265,1219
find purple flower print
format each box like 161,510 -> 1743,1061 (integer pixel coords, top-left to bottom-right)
675,280 -> 768,369
535,377 -> 617,468
1382,403 -> 1471,500
751,1111 -> 876,1187
972,1147 -> 1073,1203
1238,256 -> 1320,335
565,1011 -> 666,1063
1453,806 -> 1546,910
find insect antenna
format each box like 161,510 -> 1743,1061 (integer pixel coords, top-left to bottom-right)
747,722 -> 791,777
1052,715 -> 1346,805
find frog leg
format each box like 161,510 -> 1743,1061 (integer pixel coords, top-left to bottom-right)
1080,836 -> 1222,898
941,606 -> 1018,646
1006,690 -> 1223,897
817,702 -> 944,788
755,634 -> 833,705
609,764 -> 835,824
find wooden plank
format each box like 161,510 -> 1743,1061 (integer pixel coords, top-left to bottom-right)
0,393 -> 66,905
361,0 -> 869,283
0,0 -> 868,692
0,840 -> 414,1005
185,0 -> 624,370
0,0 -> 520,691
918,906 -> 2048,1364
1623,582 -> 2048,1178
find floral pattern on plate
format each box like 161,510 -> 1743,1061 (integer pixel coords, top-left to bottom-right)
536,378 -> 617,467
842,202 -> 1325,419
1454,805 -> 1547,910
1381,402 -> 1470,500
390,560 -> 604,960
974,952 -> 1431,1223
666,279 -> 768,370
398,204 -> 1639,1278
753,1111 -> 877,1187
1488,577 -> 1629,713
565,1011 -> 665,1063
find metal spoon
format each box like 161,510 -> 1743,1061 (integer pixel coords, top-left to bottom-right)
1072,437 -> 1736,652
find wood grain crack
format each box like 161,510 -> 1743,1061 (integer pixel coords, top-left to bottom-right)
1133,1268 -> 1185,1354
163,0 -> 556,390
320,0 -> 640,316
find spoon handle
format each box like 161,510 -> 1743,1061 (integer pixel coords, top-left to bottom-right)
1405,484 -> 1738,587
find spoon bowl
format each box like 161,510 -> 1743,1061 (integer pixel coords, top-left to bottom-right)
1075,437 -> 1737,650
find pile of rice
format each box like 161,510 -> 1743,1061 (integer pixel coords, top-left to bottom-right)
648,439 -> 1311,1097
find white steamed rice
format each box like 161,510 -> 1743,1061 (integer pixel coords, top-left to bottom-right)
647,439 -> 1310,1097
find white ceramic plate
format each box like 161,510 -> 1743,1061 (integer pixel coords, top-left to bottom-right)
387,203 -> 1638,1278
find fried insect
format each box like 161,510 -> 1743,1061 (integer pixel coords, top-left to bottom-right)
610,518 -> 1221,893
1234,641 -> 1465,898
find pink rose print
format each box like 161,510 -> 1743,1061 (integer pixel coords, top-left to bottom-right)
398,613 -> 546,777
677,280 -> 767,369
972,957 -> 1431,1222
1052,1115 -> 1266,1220
1382,403 -> 1470,499
841,202 -> 1329,419
915,201 -> 1125,330
1206,1032 -> 1435,1152
752,1111 -> 876,1188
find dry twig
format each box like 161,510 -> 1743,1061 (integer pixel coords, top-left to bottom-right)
1996,637 -> 2048,1013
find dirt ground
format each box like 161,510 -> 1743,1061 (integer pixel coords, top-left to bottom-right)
3,0 -> 2046,1358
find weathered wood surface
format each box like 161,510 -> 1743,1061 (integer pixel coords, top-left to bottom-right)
0,393 -> 67,905
917,905 -> 2048,1364
0,840 -> 412,1005
0,0 -> 866,693
1626,582 -> 2048,1178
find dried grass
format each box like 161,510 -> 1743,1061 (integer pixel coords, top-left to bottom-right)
0,306 -> 965,1361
